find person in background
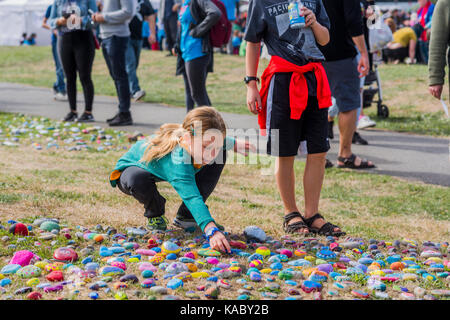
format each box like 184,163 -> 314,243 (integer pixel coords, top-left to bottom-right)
159,0 -> 181,55
43,4 -> 67,101
220,0 -> 239,54
231,28 -> 242,55
173,0 -> 221,111
23,33 -> 37,45
92,0 -> 136,127
20,33 -> 27,46
319,0 -> 375,170
428,0 -> 449,101
384,19 -> 420,64
48,0 -> 98,122
126,0 -> 156,102
416,0 -> 435,64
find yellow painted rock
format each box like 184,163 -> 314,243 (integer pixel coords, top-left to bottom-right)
127,257 -> 140,263
26,278 -> 40,286
294,250 -> 307,258
304,256 -> 315,263
34,261 -> 47,270
260,268 -> 272,274
302,267 -> 317,277
369,270 -> 385,276
402,274 -> 418,281
186,263 -> 197,272
191,272 -> 209,278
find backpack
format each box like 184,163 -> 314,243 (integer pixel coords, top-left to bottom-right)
208,0 -> 232,48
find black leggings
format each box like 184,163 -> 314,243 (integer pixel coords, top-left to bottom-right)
58,30 -> 95,112
117,149 -> 227,220
182,54 -> 211,112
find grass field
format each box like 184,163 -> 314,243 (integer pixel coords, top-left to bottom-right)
0,46 -> 448,137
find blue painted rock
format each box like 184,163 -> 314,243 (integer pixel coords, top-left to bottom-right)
288,259 -> 311,267
1,264 -> 21,275
141,279 -> 156,288
166,262 -> 188,274
89,292 -> 99,299
243,226 -> 266,242
316,249 -> 336,260
166,253 -> 177,260
351,289 -> 370,299
317,264 -> 333,274
100,266 -> 125,276
301,280 -> 322,293
141,270 -> 154,278
249,272 -> 262,282
167,278 -> 183,289
119,274 -> 139,283
16,265 -> 42,278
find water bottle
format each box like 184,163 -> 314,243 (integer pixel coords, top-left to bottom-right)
288,0 -> 305,29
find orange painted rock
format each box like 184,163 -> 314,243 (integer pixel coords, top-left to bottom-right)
390,262 -> 405,270
46,270 -> 64,282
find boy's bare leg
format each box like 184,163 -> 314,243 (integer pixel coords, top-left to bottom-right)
275,156 -> 308,233
303,152 -> 340,232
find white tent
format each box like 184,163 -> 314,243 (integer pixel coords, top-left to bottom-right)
0,0 -> 53,46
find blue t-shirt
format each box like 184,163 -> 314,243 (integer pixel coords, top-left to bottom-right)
179,0 -> 206,62
220,0 -> 239,21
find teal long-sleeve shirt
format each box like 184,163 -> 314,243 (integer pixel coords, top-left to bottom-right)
110,136 -> 235,232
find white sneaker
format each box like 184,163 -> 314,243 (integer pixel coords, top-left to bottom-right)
357,115 -> 376,129
54,92 -> 68,101
132,90 -> 146,101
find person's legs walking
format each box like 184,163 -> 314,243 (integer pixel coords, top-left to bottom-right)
52,35 -> 66,95
182,71 -> 195,111
185,54 -> 212,108
58,33 -> 78,120
73,31 -> 95,119
102,36 -> 132,126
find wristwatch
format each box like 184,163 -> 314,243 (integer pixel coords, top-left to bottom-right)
205,227 -> 220,241
244,76 -> 260,85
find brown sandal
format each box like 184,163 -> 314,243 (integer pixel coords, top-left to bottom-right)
283,212 -> 312,235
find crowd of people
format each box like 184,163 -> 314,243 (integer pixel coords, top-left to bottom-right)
36,0 -> 448,248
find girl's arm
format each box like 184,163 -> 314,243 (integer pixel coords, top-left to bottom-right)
48,1 -> 64,29
189,0 -> 221,38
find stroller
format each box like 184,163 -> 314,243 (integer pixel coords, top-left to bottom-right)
362,51 -> 390,118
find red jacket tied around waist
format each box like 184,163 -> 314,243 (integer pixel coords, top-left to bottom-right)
258,56 -> 332,135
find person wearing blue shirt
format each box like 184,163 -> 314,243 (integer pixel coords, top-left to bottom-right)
220,0 -> 239,54
173,0 -> 221,111
48,0 -> 98,123
43,4 -> 67,101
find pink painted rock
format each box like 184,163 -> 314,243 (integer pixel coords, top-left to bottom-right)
138,262 -> 158,272
184,252 -> 196,259
53,247 -> 78,262
111,261 -> 127,270
10,250 -> 39,267
206,257 -> 219,265
280,249 -> 293,258
46,271 -> 64,282
135,249 -> 156,256
44,285 -> 63,293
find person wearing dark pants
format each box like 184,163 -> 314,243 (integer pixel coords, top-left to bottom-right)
159,0 -> 181,54
174,0 -> 221,111
117,149 -> 226,227
92,0 -> 135,126
48,0 -> 97,122
126,0 -> 156,101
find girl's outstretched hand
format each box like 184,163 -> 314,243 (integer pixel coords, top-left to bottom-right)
234,139 -> 257,156
209,231 -> 231,254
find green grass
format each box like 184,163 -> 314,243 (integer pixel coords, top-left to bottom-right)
0,46 -> 448,136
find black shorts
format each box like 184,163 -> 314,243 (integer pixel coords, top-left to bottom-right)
266,72 -> 330,157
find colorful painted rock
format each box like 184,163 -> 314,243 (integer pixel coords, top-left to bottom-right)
161,241 -> 181,254
1,264 -> 21,275
17,265 -> 42,278
351,290 -> 370,299
301,280 -> 322,293
167,278 -> 183,289
40,221 -> 60,232
256,246 -> 271,256
100,266 -> 125,276
10,250 -> 38,267
53,247 -> 78,262
9,223 -> 29,236
198,249 -> 221,257
46,271 -> 64,282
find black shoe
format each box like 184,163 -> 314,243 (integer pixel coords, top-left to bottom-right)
106,112 -> 120,123
76,112 -> 95,122
352,132 -> 368,145
108,112 -> 133,126
328,121 -> 334,140
325,158 -> 334,168
63,111 -> 78,122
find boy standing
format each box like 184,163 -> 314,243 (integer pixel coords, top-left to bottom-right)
245,0 -> 345,236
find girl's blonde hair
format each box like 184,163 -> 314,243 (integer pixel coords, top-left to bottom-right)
141,106 -> 227,163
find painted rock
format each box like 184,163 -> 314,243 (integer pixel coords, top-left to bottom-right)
53,247 -> 78,262
17,265 -> 42,278
139,262 -> 158,272
166,262 -> 188,274
9,223 -> 29,236
316,249 -> 337,260
230,240 -> 247,249
119,274 -> 139,283
27,292 -> 42,300
141,279 -> 156,288
243,226 -> 267,242
249,272 -> 262,282
100,266 -> 125,276
110,261 -> 127,271
167,278 -> 183,289
205,286 -> 220,299
301,280 -> 322,293
1,264 -> 21,275
161,241 -> 181,254
150,286 -> 168,295
40,221 -> 60,232
256,246 -> 271,256
10,250 -> 38,267
136,249 -> 156,256
46,270 -> 64,282
149,254 -> 165,265
198,249 -> 221,257
351,290 -> 370,299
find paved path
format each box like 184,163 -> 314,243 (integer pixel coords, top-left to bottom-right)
1,82 -> 449,187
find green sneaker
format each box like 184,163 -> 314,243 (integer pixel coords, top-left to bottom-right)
147,216 -> 169,231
